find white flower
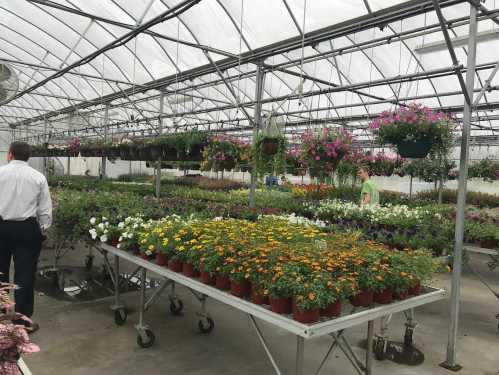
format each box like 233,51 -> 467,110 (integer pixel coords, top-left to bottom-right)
100,235 -> 108,243
89,229 -> 97,240
128,233 -> 133,239
119,236 -> 123,242
102,217 -> 108,222
118,222 -> 125,229
90,217 -> 96,225
117,244 -> 121,249
98,223 -> 105,230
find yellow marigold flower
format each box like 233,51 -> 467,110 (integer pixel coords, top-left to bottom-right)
148,245 -> 154,251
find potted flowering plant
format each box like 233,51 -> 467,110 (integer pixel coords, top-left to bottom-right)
68,138 -> 81,157
366,152 -> 404,177
203,135 -> 247,172
253,133 -> 287,176
296,127 -> 352,181
370,103 -> 455,158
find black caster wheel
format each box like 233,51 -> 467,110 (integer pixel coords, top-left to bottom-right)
137,329 -> 155,348
198,317 -> 215,334
85,255 -> 94,270
170,299 -> 184,316
114,308 -> 127,326
374,336 -> 387,361
404,327 -> 414,347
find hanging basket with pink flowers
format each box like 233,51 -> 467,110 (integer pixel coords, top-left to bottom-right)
296,127 -> 352,180
370,103 -> 455,159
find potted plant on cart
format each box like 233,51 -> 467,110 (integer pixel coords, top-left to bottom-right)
203,134 -> 247,173
370,103 -> 455,159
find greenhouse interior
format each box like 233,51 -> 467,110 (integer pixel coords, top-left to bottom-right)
0,0 -> 498,374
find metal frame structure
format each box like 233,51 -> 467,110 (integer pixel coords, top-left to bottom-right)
100,243 -> 446,375
2,0 -> 499,145
1,0 -> 497,371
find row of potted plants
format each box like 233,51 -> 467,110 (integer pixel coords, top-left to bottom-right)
89,215 -> 435,324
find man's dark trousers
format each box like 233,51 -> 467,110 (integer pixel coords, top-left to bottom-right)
0,218 -> 42,317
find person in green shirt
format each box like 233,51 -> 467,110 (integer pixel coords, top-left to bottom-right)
358,166 -> 379,206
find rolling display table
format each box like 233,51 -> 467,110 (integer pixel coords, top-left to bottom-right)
99,243 -> 447,375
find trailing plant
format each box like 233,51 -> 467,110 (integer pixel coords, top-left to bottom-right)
253,133 -> 287,177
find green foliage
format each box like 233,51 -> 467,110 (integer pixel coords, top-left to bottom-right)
252,134 -> 287,177
468,158 -> 499,181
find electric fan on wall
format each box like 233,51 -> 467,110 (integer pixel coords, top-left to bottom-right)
0,62 -> 19,105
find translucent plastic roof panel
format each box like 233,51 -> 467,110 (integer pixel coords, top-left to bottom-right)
1,0 -> 499,142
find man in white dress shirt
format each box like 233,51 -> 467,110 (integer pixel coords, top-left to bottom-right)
0,141 -> 52,333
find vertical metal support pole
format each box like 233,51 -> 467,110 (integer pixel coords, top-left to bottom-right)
156,92 -> 165,198
366,320 -> 374,375
67,155 -> 71,176
101,104 -> 110,179
43,117 -> 48,176
442,4 -> 478,371
295,336 -> 305,375
249,63 -> 265,208
139,267 -> 147,327
409,174 -> 413,199
114,255 -> 120,307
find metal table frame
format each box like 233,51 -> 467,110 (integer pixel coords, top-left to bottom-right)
99,243 -> 446,375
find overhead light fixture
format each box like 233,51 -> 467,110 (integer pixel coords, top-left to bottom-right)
415,29 -> 499,54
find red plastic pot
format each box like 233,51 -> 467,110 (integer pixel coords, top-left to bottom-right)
200,270 -> 215,286
140,253 -> 149,260
215,275 -> 231,290
480,239 -> 498,249
394,291 -> 409,300
349,290 -> 373,307
110,238 -> 120,247
156,253 -> 168,266
230,280 -> 251,298
320,300 -> 342,318
182,262 -> 199,277
261,138 -> 279,155
269,297 -> 292,314
250,288 -> 269,305
408,281 -> 421,296
374,289 -> 393,304
292,305 -> 320,324
168,259 -> 183,273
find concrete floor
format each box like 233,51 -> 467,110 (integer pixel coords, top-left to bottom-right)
24,251 -> 499,375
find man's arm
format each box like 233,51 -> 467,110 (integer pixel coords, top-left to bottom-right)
37,178 -> 52,231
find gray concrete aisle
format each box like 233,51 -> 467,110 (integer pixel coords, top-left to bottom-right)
25,254 -> 499,375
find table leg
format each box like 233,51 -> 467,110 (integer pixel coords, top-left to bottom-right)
295,336 -> 305,375
366,320 -> 374,375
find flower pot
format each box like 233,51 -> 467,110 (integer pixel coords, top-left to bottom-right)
230,280 -> 251,298
269,297 -> 292,314
168,259 -> 183,273
374,289 -> 393,304
320,300 -> 342,318
182,262 -> 199,278
250,287 -> 269,305
181,143 -> 204,161
215,275 -> 231,290
349,290 -> 373,307
408,281 -> 421,296
128,145 -> 140,160
200,270 -> 215,285
156,253 -> 168,266
394,291 -> 409,300
292,305 -> 320,324
109,238 -> 119,247
149,145 -> 162,161
396,138 -> 432,159
261,138 -> 279,155
119,146 -> 131,160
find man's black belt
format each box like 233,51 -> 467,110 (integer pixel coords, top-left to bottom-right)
0,217 -> 37,223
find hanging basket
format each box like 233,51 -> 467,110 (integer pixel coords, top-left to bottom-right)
396,138 -> 432,159
261,137 -> 279,155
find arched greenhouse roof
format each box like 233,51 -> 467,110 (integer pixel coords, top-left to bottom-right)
1,0 -> 499,145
